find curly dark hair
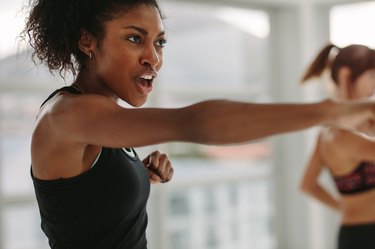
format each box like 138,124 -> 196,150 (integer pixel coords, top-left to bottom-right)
21,0 -> 163,77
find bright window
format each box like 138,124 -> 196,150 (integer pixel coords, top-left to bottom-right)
330,1 -> 375,48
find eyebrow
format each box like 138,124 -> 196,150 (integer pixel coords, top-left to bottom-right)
122,25 -> 165,37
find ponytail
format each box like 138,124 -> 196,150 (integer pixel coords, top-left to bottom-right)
301,44 -> 338,83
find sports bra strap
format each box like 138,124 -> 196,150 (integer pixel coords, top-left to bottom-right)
40,86 -> 82,107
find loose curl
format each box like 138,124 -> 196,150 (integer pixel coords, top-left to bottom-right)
21,0 -> 163,78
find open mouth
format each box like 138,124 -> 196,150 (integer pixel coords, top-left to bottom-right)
139,79 -> 152,88
137,73 -> 156,94
140,75 -> 153,87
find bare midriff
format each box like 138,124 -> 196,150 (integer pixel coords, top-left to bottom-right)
340,189 -> 375,224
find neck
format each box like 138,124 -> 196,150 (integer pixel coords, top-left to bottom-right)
73,71 -> 118,101
71,83 -> 85,93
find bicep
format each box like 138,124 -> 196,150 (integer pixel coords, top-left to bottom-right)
51,95 -> 186,148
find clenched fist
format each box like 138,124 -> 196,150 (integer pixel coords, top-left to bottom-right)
142,150 -> 174,184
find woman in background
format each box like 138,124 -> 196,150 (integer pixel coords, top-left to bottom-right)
300,43 -> 375,249
22,0 -> 375,247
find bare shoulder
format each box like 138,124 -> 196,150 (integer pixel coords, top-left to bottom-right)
321,126 -> 375,145
43,92 -> 117,119
319,126 -> 375,167
31,92 -> 115,179
35,92 -> 118,135
320,126 -> 358,143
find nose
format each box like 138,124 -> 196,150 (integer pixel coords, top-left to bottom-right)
141,45 -> 161,69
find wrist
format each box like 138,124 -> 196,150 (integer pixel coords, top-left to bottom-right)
318,99 -> 340,126
328,99 -> 373,128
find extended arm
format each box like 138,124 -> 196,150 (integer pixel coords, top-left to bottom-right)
43,95 -> 374,148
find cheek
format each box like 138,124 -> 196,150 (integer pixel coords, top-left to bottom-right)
156,52 -> 164,71
97,51 -> 131,79
357,80 -> 375,97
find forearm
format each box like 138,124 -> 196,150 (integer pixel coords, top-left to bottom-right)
301,184 -> 340,210
181,99 -> 340,144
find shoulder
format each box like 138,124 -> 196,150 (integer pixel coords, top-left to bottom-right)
33,92 -> 120,142
52,92 -> 117,113
317,127 -> 354,158
319,126 -> 365,145
319,126 -> 375,162
39,92 -> 118,124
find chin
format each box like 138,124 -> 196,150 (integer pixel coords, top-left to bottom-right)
131,98 -> 148,108
120,95 -> 148,108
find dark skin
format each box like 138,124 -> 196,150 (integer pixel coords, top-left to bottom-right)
31,4 -> 375,186
31,5 -> 171,183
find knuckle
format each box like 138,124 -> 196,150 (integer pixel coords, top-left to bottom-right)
152,150 -> 161,156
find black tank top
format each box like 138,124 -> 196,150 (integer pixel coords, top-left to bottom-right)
31,87 -> 150,249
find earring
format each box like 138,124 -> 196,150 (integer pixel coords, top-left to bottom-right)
89,52 -> 92,59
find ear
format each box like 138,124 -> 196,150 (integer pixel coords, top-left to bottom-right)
337,66 -> 352,99
78,30 -> 96,57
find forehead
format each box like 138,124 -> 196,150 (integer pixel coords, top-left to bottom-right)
105,4 -> 164,33
355,69 -> 375,85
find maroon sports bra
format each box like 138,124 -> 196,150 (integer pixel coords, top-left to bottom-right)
334,162 -> 375,195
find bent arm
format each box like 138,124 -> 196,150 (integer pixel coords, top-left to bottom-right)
49,95 -> 373,148
300,138 -> 340,210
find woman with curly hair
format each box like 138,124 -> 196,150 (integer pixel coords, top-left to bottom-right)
22,0 -> 375,248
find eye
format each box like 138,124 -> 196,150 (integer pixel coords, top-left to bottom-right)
155,38 -> 167,48
127,35 -> 142,44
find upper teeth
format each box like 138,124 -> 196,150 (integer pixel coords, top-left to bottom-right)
141,75 -> 153,80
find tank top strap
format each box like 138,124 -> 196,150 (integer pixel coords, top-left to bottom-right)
40,86 -> 82,107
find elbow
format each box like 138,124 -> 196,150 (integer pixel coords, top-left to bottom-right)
300,183 -> 309,194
